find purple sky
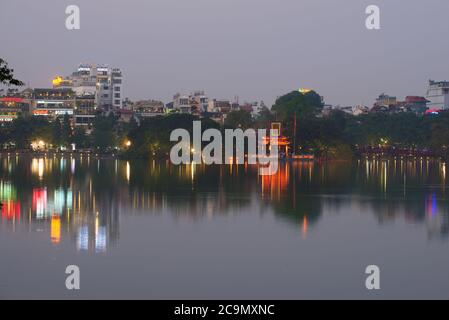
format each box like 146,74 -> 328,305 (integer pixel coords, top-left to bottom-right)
1,0 -> 448,106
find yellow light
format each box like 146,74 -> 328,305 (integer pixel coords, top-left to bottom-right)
299,88 -> 312,94
125,140 -> 132,147
126,161 -> 130,182
52,76 -> 63,87
51,216 -> 61,245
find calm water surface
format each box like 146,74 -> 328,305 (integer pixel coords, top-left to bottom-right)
0,154 -> 448,299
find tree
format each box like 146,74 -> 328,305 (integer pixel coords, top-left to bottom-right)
254,106 -> 275,129
0,58 -> 24,86
272,90 -> 323,121
224,110 -> 254,130
52,118 -> 63,146
9,116 -> 33,149
72,127 -> 88,149
61,114 -> 73,145
272,90 -> 324,139
92,114 -> 118,151
126,114 -> 220,158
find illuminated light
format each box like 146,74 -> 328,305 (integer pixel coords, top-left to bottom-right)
126,161 -> 131,182
302,216 -> 308,238
1,201 -> 21,221
31,158 -> 45,178
299,88 -> 312,94
190,161 -> 196,181
54,189 -> 73,212
0,97 -> 24,103
77,226 -> 89,252
95,215 -> 107,253
32,188 -> 47,219
0,181 -> 17,201
31,140 -> 46,151
71,158 -> 75,174
426,193 -> 438,218
52,76 -> 63,87
51,216 -> 61,245
125,140 -> 132,147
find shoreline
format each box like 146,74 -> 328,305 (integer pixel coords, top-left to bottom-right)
0,150 -> 446,162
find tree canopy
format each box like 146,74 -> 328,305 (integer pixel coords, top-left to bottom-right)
0,58 -> 24,86
272,90 -> 323,121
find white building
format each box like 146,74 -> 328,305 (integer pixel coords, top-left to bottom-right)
172,91 -> 209,114
426,80 -> 449,110
53,64 -> 124,110
111,68 -> 123,109
173,93 -> 191,113
191,91 -> 208,112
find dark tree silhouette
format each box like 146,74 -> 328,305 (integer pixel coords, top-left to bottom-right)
0,58 -> 24,86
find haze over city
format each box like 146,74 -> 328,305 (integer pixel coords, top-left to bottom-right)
1,0 -> 449,106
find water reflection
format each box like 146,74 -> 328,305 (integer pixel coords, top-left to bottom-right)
1,155 -> 448,254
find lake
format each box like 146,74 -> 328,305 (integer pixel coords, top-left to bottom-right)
0,154 -> 448,299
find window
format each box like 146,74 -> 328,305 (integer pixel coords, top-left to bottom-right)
114,93 -> 121,98
114,87 -> 120,91
115,100 -> 121,105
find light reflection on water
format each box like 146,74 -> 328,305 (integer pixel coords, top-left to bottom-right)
1,155 -> 448,254
1,154 -> 449,298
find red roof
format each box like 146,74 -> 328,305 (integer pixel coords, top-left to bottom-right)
0,97 -> 24,103
405,96 -> 428,103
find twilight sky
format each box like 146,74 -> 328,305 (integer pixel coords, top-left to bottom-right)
1,0 -> 448,106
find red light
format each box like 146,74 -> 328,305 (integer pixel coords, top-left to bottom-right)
0,97 -> 24,103
1,201 -> 21,221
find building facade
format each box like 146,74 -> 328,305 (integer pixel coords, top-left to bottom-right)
173,93 -> 192,114
52,64 -> 124,114
0,97 -> 31,122
376,94 -> 397,107
132,100 -> 165,118
74,95 -> 97,127
426,80 -> 449,110
32,88 -> 75,119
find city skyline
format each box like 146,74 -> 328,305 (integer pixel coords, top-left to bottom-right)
1,0 -> 449,107
2,1 -> 449,301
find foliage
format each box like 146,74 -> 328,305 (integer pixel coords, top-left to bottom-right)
92,113 -> 118,151
127,114 -> 220,158
0,58 -> 24,86
224,110 -> 254,130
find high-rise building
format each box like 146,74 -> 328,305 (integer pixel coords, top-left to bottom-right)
52,64 -> 124,111
426,80 -> 449,110
111,68 -> 123,109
